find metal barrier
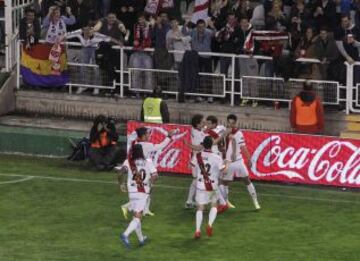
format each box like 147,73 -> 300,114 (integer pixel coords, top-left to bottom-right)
346,62 -> 360,113
3,0 -> 33,72
16,41 -> 352,111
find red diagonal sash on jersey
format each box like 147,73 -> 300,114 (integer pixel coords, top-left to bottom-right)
206,129 -> 219,139
196,152 -> 213,191
128,155 -> 145,193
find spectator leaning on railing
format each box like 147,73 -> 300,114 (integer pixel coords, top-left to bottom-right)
182,18 -> 216,103
334,14 -> 360,84
129,13 -> 154,91
64,26 -> 119,95
20,7 -> 41,48
166,17 -> 191,68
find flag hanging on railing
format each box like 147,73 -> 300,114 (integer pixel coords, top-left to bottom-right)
191,0 -> 209,24
20,43 -> 69,87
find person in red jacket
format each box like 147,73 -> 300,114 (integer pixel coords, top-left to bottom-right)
290,81 -> 324,134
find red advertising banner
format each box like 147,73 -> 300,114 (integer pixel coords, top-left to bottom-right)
127,121 -> 360,188
244,131 -> 360,188
127,121 -> 192,174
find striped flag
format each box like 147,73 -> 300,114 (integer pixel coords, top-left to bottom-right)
191,0 -> 209,24
244,30 -> 289,57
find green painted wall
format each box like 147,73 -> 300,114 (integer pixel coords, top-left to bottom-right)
0,126 -> 126,157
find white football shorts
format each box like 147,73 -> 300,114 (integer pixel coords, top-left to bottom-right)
129,192 -> 149,213
222,159 -> 249,181
196,189 -> 218,205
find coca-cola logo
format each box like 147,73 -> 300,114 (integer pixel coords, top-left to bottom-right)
128,126 -> 188,169
251,135 -> 360,186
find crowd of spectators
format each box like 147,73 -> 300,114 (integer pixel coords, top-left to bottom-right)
16,0 -> 360,103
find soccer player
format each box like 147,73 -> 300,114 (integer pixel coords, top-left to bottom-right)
218,114 -> 260,213
193,136 -> 225,239
204,115 -> 232,208
184,114 -> 207,209
205,115 -> 227,156
122,127 -> 177,218
118,144 -> 158,248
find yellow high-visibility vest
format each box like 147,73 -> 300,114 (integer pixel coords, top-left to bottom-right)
143,97 -> 163,123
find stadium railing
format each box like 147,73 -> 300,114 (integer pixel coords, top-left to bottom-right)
17,41 -> 353,111
345,61 -> 360,114
3,0 -> 33,72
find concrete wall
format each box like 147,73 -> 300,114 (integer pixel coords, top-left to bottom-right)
0,73 -> 16,115
15,90 -> 347,136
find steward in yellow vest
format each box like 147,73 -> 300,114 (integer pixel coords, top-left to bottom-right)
141,86 -> 170,123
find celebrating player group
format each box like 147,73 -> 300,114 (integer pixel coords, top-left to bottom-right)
116,114 -> 260,248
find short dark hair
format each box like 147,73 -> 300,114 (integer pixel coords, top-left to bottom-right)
341,13 -> 350,20
131,144 -> 145,161
203,136 -> 213,150
152,86 -> 162,98
136,127 -> 148,138
227,114 -> 237,122
197,19 -> 206,25
206,115 -> 218,125
25,7 -> 35,14
191,114 -> 204,128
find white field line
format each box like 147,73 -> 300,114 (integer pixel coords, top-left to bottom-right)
0,173 -> 358,205
0,176 -> 34,184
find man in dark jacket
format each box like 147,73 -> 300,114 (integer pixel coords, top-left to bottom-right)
88,115 -> 121,171
314,27 -> 339,80
19,7 -> 41,48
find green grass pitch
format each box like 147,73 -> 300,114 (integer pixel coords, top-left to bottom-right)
0,154 -> 359,261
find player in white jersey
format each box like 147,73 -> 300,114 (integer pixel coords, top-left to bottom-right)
205,115 -> 227,156
193,136 -> 226,239
218,114 -> 260,213
118,144 -> 158,248
204,115 -> 233,208
183,114 -> 206,209
122,127 -> 178,218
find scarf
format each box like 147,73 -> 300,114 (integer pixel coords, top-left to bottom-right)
46,19 -> 66,44
134,23 -> 151,50
145,0 -> 174,14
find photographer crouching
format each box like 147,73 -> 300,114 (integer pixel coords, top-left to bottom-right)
89,115 -> 122,171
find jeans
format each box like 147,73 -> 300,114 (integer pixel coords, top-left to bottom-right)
129,51 -> 154,90
81,47 -> 100,85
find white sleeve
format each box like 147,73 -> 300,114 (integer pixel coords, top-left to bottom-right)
153,137 -> 171,151
147,160 -> 157,175
237,132 -> 246,146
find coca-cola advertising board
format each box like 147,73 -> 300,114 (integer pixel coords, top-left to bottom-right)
127,121 -> 360,188
127,121 -> 192,174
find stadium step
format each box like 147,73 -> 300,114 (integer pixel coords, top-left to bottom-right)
341,114 -> 360,140
340,131 -> 360,140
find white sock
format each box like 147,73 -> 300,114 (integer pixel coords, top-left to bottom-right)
124,217 -> 140,237
196,210 -> 203,232
219,185 -> 227,204
208,207 -> 217,227
144,196 -> 151,214
247,183 -> 258,203
186,179 -> 197,203
217,188 -> 227,205
135,219 -> 144,242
